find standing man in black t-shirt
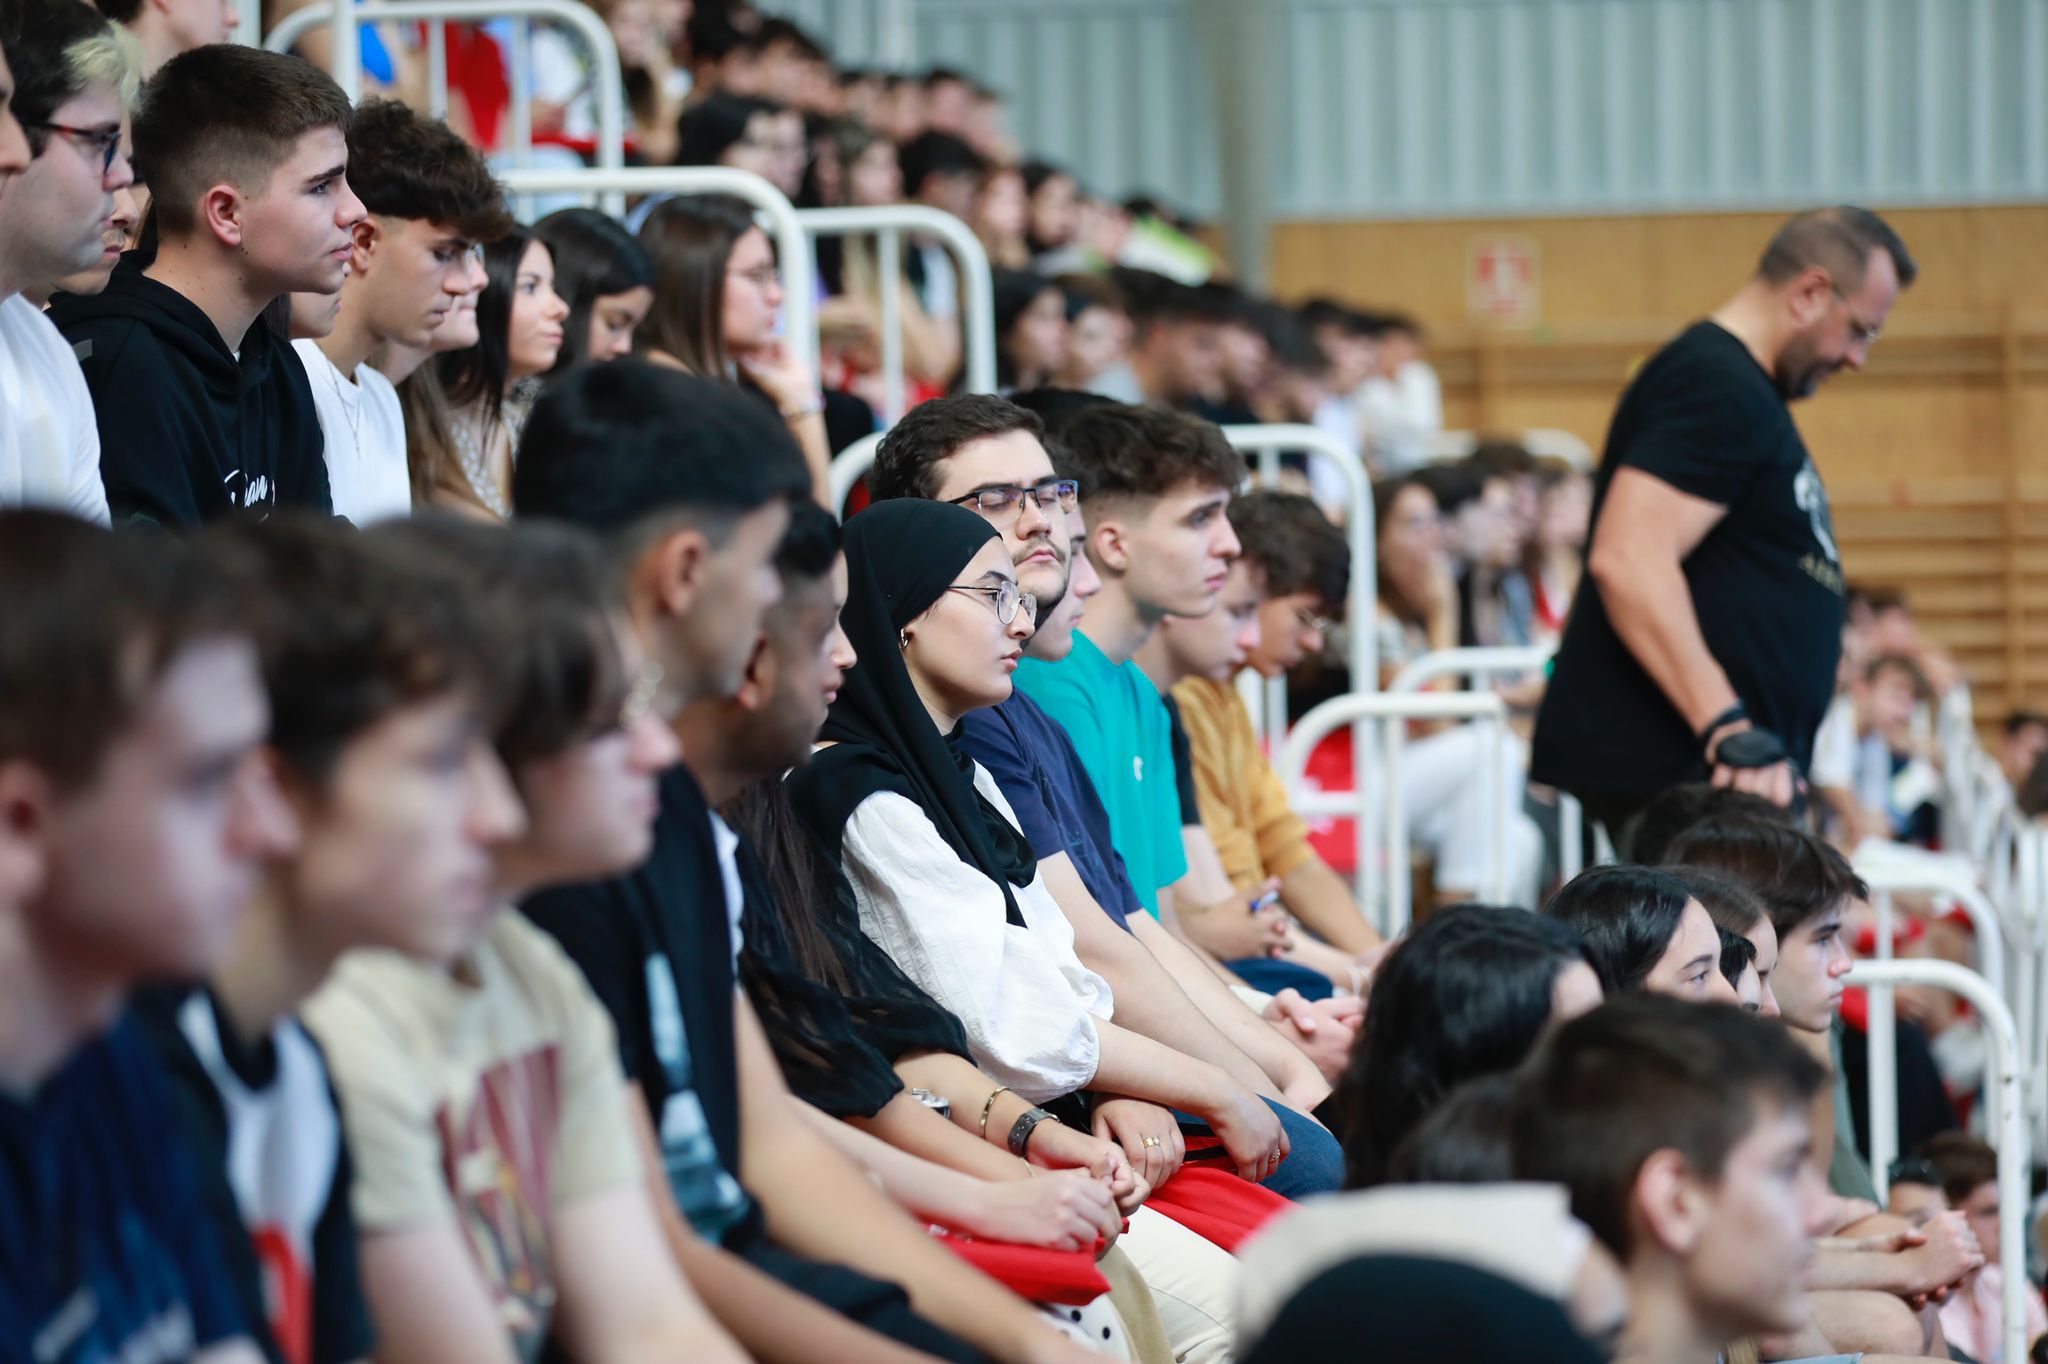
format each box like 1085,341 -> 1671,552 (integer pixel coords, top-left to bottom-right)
1532,207 -> 1917,851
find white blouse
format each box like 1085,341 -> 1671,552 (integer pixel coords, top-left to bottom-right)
837,758 -> 1113,1104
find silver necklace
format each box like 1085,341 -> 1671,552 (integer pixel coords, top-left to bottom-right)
317,350 -> 365,464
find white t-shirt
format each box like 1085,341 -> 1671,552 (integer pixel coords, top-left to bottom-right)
0,292 -> 109,524
293,338 -> 412,525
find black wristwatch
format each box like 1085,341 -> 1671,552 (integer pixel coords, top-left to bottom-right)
1007,1106 -> 1059,1157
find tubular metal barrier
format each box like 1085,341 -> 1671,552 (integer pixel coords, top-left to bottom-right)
1277,691 -> 1511,938
2007,822 -> 2048,1152
1847,958 -> 2029,1364
491,166 -> 815,382
830,432 -> 886,517
271,0 -> 627,217
795,206 -> 998,421
1386,644 -> 1580,881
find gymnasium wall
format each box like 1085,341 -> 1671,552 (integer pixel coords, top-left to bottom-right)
1271,203 -> 2048,719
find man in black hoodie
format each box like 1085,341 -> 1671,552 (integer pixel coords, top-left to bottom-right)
49,43 -> 363,525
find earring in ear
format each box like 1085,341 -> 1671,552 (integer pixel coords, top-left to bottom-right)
898,629 -> 911,650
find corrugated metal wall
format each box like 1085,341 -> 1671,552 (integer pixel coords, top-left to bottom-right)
767,0 -> 2048,219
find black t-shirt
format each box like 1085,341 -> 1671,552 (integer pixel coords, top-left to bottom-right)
520,766 -> 760,1247
1161,693 -> 1204,827
135,988 -> 372,1364
1531,321 -> 1846,796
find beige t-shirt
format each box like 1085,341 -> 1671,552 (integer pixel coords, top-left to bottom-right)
304,912 -> 640,1361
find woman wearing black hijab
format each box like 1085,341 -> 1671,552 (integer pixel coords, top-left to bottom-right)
785,499 -> 1291,1188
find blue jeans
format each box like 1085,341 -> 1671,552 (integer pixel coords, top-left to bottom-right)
1225,956 -> 1335,1001
1173,1097 -> 1345,1199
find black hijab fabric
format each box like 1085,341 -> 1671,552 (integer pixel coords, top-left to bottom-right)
785,498 -> 1039,927
1244,1256 -> 1604,1364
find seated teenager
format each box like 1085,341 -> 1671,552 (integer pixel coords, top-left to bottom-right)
0,510 -> 291,1363
1336,904 -> 1602,1188
402,224 -> 566,520
1662,863 -> 1781,1015
1512,996 -> 1838,1364
1919,1131 -> 2047,1361
1541,864 -> 1742,1005
51,45 -> 363,522
514,364 -> 1105,1364
294,99 -> 510,525
531,206 -> 654,371
1662,816 -> 1982,1356
1160,490 -> 1381,966
303,515 -> 750,1364
138,514 -> 522,1364
786,496 -> 1295,1198
869,394 -> 1345,1169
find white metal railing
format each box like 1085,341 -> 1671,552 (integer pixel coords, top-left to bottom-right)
1277,691 -> 1511,937
1848,959 -> 2029,1364
269,0 -> 627,218
1387,644 -> 1582,881
829,432 -> 886,516
492,166 -> 816,384
796,206 -> 997,422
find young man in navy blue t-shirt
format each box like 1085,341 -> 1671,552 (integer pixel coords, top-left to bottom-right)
0,510 -> 294,1364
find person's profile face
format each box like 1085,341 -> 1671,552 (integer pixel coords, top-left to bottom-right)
504,238 -> 569,382
166,0 -> 239,51
290,689 -> 524,965
504,621 -> 679,894
1778,253 -> 1899,400
720,225 -> 782,354
8,84 -> 131,284
1025,524 -> 1096,663
751,564 -> 855,774
1027,173 -> 1079,249
365,216 -> 480,350
1643,900 -> 1739,1004
587,285 -> 654,363
1379,484 -> 1443,581
1161,558 -> 1261,684
1063,305 -> 1128,384
901,538 -> 1033,720
241,125 -> 365,297
430,252 -> 489,353
848,140 -> 901,207
1245,590 -> 1330,680
1126,482 -> 1240,620
1687,1105 -> 1829,1338
50,163 -> 140,298
1009,288 -> 1068,383
976,168 -> 1026,241
1859,665 -> 1918,743
930,429 -> 1067,606
41,637 -> 297,984
1772,904 -> 1852,1033
1163,320 -> 1228,403
289,288 -> 343,340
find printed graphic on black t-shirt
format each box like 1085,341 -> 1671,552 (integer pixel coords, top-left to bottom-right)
1532,320 -> 1847,795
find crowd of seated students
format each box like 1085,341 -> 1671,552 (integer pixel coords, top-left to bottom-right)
10,1 -> 2048,1362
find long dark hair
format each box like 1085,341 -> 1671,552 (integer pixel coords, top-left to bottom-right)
635,193 -> 755,379
1339,904 -> 1593,1188
1540,864 -> 1696,997
532,208 -> 653,375
993,268 -> 1057,390
1373,472 -> 1435,629
675,93 -> 781,167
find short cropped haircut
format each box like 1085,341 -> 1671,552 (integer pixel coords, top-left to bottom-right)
198,514 -> 485,786
774,495 -> 843,584
1229,490 -> 1348,614
7,0 -> 133,136
1057,403 -> 1246,511
1628,782 -> 1795,867
136,45 -> 353,237
1918,1131 -> 1997,1208
0,509 -> 240,794
1757,205 -> 1917,292
1007,386 -> 1116,451
1542,864 -> 1698,997
1513,995 -> 1826,1257
513,361 -> 810,542
344,98 -> 510,242
1864,651 -> 1930,699
1661,817 -> 1869,941
370,517 -> 628,769
868,393 -> 1046,503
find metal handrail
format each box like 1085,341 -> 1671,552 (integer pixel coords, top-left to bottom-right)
1277,691 -> 1511,937
492,166 -> 816,384
1847,959 -> 2029,1364
795,205 -> 998,417
269,0 -> 627,216
829,431 -> 886,517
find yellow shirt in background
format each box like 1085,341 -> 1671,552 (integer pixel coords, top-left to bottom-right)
1170,676 -> 1318,892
